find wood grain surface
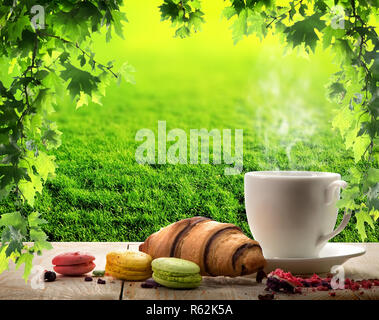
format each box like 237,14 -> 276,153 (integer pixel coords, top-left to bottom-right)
125,243 -> 379,300
0,242 -> 378,300
0,242 -> 127,300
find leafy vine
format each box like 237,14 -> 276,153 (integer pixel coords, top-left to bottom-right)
0,0 -> 133,280
160,0 -> 378,239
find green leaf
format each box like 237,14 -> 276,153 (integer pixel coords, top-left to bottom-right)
344,124 -> 359,149
327,82 -> 346,102
41,123 -> 62,150
18,166 -> 44,207
76,91 -> 89,109
111,10 -> 127,39
348,167 -> 363,184
332,106 -> 355,137
60,63 -> 100,99
367,183 -> 379,212
355,209 -> 375,241
30,228 -> 48,242
0,143 -> 21,165
337,186 -> 360,210
367,168 -> 379,184
231,8 -> 248,44
7,13 -> 30,42
4,226 -> 25,256
189,0 -> 201,10
34,89 -> 56,114
222,6 -> 237,20
188,10 -> 204,32
0,212 -> 27,235
118,62 -> 136,85
15,252 -> 34,282
19,180 -> 37,206
175,25 -> 190,38
247,12 -> 267,40
314,0 -> 328,13
0,245 -> 9,275
34,151 -> 56,181
159,0 -> 181,23
352,135 -> 370,162
28,211 -> 48,229
0,165 -> 29,192
284,13 -> 326,53
33,240 -> 52,252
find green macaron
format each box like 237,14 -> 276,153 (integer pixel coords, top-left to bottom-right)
151,257 -> 202,289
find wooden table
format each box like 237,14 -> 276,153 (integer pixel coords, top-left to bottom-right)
0,242 -> 378,300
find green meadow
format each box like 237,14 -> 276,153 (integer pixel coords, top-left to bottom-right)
2,1 -> 378,241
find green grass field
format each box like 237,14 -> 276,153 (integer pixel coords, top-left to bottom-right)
2,1 -> 378,242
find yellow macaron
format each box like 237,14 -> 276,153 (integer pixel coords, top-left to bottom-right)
105,250 -> 152,280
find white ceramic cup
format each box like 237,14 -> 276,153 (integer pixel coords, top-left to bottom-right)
244,171 -> 351,258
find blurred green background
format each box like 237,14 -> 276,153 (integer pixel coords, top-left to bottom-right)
9,1 -> 379,241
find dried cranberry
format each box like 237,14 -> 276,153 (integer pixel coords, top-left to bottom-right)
321,280 -> 332,289
44,271 -> 56,282
329,292 -> 336,297
141,278 -> 161,288
294,287 -> 302,294
256,269 -> 267,283
317,286 -> 329,291
351,283 -> 360,291
361,280 -> 372,289
258,293 -> 275,300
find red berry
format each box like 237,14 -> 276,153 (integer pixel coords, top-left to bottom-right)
317,286 -> 329,291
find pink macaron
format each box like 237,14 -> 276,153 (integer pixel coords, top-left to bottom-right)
54,261 -> 96,276
52,252 -> 96,276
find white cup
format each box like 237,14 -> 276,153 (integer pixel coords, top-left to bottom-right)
244,171 -> 351,258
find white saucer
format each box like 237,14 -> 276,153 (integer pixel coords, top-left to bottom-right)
264,243 -> 366,275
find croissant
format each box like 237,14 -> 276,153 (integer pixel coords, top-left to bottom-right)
139,217 -> 266,277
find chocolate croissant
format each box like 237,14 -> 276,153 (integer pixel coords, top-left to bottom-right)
139,217 -> 266,277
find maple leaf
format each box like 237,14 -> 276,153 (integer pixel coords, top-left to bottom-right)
284,13 -> 326,53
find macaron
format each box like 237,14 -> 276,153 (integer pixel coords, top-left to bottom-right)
105,250 -> 152,281
52,252 -> 96,276
54,261 -> 96,276
151,257 -> 202,289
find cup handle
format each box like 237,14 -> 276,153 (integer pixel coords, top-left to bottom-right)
325,180 -> 347,206
317,179 -> 350,246
316,210 -> 352,246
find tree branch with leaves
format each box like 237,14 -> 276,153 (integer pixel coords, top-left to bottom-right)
0,0 -> 134,280
160,0 -> 378,240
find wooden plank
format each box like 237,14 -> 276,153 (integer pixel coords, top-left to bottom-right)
124,243 -> 379,300
124,275 -> 265,300
0,242 -> 127,300
1,242 -> 377,300
342,243 -> 379,279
